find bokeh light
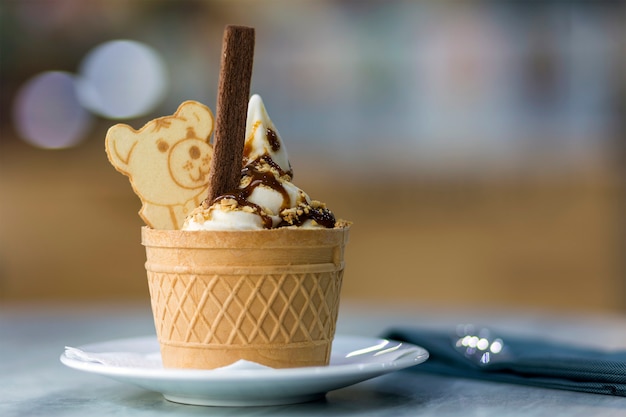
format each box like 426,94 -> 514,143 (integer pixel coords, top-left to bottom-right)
12,71 -> 93,149
76,40 -> 168,119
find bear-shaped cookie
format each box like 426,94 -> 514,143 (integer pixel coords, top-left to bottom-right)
105,101 -> 214,230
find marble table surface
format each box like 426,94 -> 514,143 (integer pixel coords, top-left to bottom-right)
2,300 -> 626,417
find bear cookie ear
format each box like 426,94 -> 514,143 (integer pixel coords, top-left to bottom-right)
175,101 -> 215,142
105,124 -> 140,175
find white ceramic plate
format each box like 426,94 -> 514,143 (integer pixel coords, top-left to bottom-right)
60,335 -> 428,406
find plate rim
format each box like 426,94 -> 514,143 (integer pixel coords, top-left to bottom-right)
60,334 -> 429,381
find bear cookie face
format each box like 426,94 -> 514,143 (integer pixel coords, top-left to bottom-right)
105,101 -> 214,230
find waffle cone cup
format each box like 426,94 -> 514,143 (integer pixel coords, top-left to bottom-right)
141,225 -> 350,369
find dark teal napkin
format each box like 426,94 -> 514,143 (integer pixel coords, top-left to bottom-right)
383,327 -> 626,396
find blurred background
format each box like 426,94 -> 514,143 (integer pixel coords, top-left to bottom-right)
1,0 -> 625,313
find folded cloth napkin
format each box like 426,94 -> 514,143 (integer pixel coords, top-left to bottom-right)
382,327 -> 626,396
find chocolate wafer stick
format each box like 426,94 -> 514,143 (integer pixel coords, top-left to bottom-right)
206,25 -> 255,203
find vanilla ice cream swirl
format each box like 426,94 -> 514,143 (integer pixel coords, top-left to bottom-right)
183,94 -> 336,231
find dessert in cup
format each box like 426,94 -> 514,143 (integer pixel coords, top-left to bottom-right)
105,26 -> 350,369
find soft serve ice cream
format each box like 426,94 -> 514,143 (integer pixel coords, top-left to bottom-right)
183,94 -> 338,231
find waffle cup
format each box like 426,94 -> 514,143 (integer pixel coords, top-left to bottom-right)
141,225 -> 350,369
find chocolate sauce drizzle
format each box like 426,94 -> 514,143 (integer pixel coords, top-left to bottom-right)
212,159 -> 336,229
212,167 -> 274,229
243,128 -> 294,178
266,127 -> 281,152
277,205 -> 336,228
211,126 -> 335,229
